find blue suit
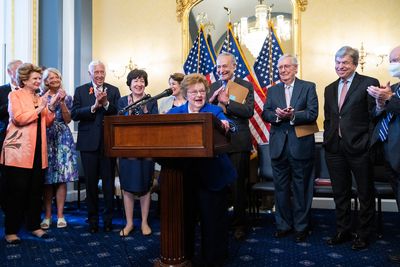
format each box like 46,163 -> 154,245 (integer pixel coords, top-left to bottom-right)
167,102 -> 237,264
371,83 -> 400,208
262,78 -> 318,232
71,82 -> 121,228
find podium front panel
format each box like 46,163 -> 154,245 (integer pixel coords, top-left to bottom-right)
104,113 -> 229,158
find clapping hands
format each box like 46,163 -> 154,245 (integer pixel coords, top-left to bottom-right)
367,82 -> 393,108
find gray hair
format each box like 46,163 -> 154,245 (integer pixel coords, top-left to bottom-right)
88,60 -> 105,74
335,46 -> 359,66
218,52 -> 237,65
41,67 -> 63,93
7,60 -> 23,71
278,54 -> 298,65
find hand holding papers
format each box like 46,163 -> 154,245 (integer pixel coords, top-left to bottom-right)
215,80 -> 249,113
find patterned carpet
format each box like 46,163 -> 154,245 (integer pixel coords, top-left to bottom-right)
1,202 -> 400,266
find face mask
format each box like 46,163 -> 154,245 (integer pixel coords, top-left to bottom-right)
388,62 -> 400,78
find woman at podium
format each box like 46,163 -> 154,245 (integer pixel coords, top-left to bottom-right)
117,69 -> 158,237
167,73 -> 237,266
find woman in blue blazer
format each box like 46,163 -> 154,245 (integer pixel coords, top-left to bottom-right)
167,73 -> 237,266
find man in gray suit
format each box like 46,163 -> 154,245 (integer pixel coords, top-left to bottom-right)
262,54 -> 318,242
368,45 -> 400,263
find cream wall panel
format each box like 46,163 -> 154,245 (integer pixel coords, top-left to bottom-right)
301,0 -> 400,127
93,0 -> 182,97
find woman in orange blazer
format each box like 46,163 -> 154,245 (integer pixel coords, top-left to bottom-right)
1,63 -> 58,244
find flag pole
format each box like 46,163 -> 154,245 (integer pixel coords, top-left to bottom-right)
267,6 -> 274,84
196,25 -> 202,73
224,7 -> 231,51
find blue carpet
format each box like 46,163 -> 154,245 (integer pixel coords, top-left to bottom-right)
1,203 -> 400,266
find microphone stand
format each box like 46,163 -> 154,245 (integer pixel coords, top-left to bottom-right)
118,94 -> 151,115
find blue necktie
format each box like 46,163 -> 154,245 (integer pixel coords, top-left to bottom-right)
378,85 -> 400,141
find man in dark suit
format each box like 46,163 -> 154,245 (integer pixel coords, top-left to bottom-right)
208,52 -> 254,240
262,54 -> 318,242
71,60 -> 120,233
324,46 -> 379,250
0,60 -> 23,149
367,45 -> 400,262
0,59 -> 22,209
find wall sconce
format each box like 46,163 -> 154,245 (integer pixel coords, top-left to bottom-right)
109,58 -> 137,79
359,42 -> 388,72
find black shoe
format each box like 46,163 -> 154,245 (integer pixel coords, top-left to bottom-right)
89,225 -> 99,234
389,254 -> 400,264
234,227 -> 246,241
351,236 -> 368,250
326,231 -> 352,245
294,231 -> 308,243
104,224 -> 113,232
273,229 -> 292,238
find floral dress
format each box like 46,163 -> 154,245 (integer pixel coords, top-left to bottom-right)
44,95 -> 78,184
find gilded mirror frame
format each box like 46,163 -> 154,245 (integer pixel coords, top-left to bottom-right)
176,0 -> 308,75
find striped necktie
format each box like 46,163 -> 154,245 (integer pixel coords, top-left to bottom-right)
378,85 -> 400,141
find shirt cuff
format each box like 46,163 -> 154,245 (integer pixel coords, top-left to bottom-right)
90,105 -> 96,113
103,101 -> 110,110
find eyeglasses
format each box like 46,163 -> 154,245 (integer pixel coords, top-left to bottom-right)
278,64 -> 294,70
187,89 -> 206,96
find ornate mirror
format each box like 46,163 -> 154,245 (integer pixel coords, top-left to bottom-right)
177,0 -> 308,73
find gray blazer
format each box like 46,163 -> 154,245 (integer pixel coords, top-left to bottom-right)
158,95 -> 175,114
262,78 -> 318,160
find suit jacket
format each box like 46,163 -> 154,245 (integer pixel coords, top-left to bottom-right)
158,95 -> 175,114
0,89 -> 55,168
208,77 -> 254,152
371,83 -> 400,172
323,72 -> 379,154
167,102 -> 237,190
0,83 -> 12,147
71,82 -> 120,152
262,78 -> 318,160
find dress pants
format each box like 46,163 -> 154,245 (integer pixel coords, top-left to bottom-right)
271,141 -> 314,232
383,142 -> 400,210
229,151 -> 250,227
80,150 -> 115,226
2,164 -> 44,234
325,140 -> 375,238
183,171 -> 229,265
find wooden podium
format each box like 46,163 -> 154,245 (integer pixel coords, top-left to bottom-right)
104,113 -> 230,266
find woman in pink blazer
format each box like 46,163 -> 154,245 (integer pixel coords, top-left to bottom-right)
1,63 -> 58,244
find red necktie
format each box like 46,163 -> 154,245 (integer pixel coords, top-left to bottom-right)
338,79 -> 348,111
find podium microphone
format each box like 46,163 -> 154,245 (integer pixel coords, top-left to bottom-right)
138,88 -> 173,107
148,88 -> 173,102
119,94 -> 151,115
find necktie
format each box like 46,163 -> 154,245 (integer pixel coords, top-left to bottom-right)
378,85 -> 400,141
285,85 -> 291,108
338,79 -> 348,111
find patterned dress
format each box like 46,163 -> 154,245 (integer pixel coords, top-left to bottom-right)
44,95 -> 78,184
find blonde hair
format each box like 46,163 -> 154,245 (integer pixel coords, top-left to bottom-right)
16,63 -> 43,88
41,68 -> 63,93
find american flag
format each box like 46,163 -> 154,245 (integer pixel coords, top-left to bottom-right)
183,25 -> 217,84
253,22 -> 284,144
220,23 -> 269,146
